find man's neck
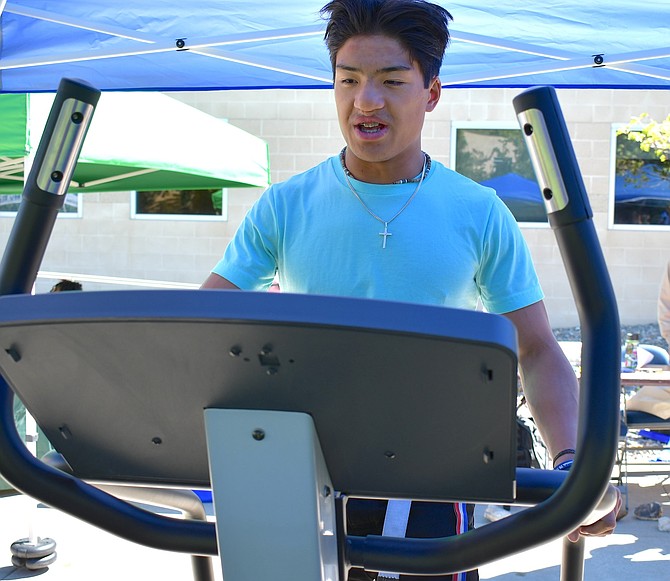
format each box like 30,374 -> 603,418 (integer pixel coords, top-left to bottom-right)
341,148 -> 427,184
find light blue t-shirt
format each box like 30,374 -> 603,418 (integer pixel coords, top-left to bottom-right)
213,155 -> 543,314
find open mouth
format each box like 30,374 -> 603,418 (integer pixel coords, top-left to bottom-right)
357,122 -> 386,134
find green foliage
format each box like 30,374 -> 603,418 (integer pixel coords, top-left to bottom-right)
616,114 -> 670,182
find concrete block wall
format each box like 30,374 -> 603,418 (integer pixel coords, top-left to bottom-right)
1,87 -> 667,328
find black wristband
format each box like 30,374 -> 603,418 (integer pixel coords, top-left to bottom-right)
553,448 -> 576,464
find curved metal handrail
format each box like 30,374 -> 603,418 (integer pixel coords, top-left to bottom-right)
0,82 -> 620,576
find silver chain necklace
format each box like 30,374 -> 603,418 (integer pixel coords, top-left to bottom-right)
341,151 -> 428,249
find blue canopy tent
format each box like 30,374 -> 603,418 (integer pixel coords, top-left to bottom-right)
614,176 -> 670,207
480,173 -> 547,223
1,1 -> 669,93
614,166 -> 670,225
615,166 -> 670,206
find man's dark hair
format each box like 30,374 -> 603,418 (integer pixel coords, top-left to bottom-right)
50,279 -> 83,292
320,0 -> 453,87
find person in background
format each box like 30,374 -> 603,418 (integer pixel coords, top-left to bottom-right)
202,1 -> 620,578
49,279 -> 83,292
659,258 -> 670,346
631,258 -> 670,522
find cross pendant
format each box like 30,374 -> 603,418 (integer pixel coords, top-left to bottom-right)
379,222 -> 392,249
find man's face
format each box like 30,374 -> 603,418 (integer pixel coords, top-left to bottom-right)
334,34 -> 440,178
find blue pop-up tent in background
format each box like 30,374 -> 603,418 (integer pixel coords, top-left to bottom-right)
1,1 -> 669,93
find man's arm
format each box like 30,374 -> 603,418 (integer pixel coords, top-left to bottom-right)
201,273 -> 240,290
504,300 -> 620,540
504,300 -> 578,460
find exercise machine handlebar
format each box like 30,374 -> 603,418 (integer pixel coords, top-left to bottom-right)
345,85 -> 620,574
0,83 -> 620,574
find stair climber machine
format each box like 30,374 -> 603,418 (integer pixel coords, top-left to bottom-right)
0,79 -> 620,581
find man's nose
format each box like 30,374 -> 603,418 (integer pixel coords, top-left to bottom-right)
354,81 -> 383,112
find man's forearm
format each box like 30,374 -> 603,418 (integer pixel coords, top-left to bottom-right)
519,344 -> 579,462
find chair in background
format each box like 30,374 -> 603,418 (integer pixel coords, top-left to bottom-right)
637,344 -> 670,368
617,344 -> 670,511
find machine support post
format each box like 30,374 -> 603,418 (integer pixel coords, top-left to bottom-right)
204,409 -> 339,581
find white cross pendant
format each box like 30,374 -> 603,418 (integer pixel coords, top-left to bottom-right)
379,222 -> 392,249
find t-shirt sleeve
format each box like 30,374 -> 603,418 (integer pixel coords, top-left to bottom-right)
477,196 -> 544,314
211,188 -> 278,291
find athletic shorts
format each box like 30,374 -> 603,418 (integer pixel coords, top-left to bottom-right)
346,499 -> 478,581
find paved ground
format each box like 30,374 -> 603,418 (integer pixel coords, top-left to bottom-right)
0,465 -> 668,580
477,466 -> 670,580
0,493 -> 220,581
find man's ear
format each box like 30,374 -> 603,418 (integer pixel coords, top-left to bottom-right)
426,76 -> 441,112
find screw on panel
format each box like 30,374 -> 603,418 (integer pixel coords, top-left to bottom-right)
58,425 -> 72,440
5,347 -> 21,362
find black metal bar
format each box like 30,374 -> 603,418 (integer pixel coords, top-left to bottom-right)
191,555 -> 216,581
0,375 -> 218,555
0,78 -> 219,559
94,484 -> 216,581
561,537 -> 585,581
345,86 -> 620,575
0,78 -> 100,295
514,86 -> 621,581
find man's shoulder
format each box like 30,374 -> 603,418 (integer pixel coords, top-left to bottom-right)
431,161 -> 492,189
273,156 -> 339,191
428,161 -> 500,203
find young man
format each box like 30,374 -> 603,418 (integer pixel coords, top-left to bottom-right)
202,1 -> 620,578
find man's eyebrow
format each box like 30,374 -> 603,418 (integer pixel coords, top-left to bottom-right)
335,64 -> 413,74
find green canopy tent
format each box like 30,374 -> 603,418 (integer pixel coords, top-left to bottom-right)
0,91 -> 270,194
0,91 -> 270,493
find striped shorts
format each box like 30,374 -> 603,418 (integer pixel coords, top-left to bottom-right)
346,499 -> 478,581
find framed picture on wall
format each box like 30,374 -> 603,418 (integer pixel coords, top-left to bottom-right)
611,127 -> 670,229
132,189 -> 227,221
452,124 -> 547,225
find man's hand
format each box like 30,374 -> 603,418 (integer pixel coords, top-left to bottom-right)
567,485 -> 622,542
